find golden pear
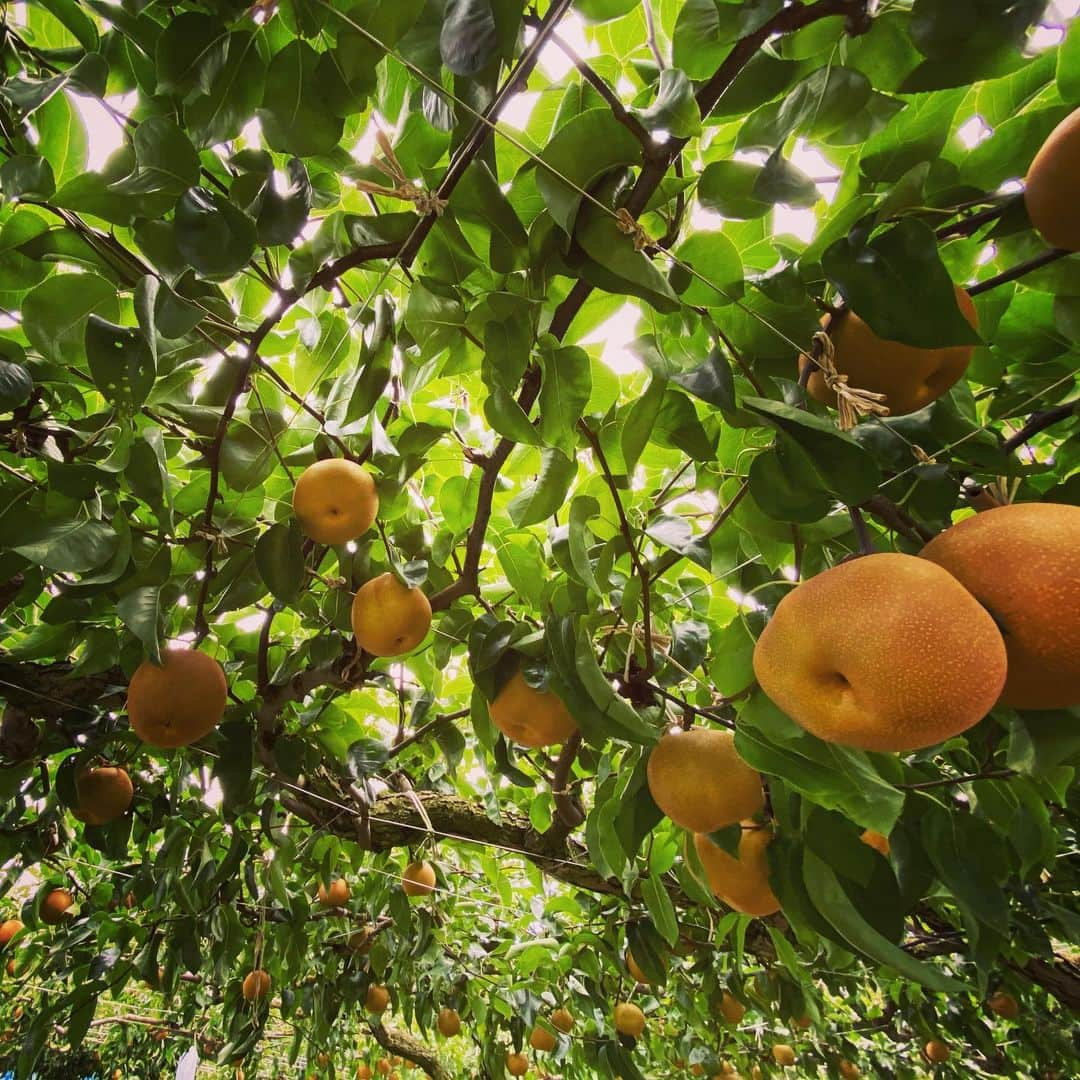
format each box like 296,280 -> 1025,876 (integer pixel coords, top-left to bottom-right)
921,502 -> 1080,708
753,553 -> 1007,751
647,726 -> 763,832
352,573 -> 431,657
127,647 -> 227,748
694,829 -> 779,917
293,458 -> 378,545
806,287 -> 978,417
489,670 -> 577,748
1024,107 -> 1080,251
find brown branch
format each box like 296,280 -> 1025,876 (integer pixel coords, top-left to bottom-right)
552,730 -> 585,829
1001,401 -> 1077,452
934,198 -> 1016,240
368,1022 -> 451,1080
898,769 -> 1016,791
847,505 -> 875,555
648,478 -> 750,579
522,15 -> 655,148
579,420 -> 654,677
968,247 -> 1071,296
858,494 -> 936,545
386,708 -> 470,760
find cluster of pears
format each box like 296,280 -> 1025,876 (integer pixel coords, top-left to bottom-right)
293,457 -> 431,658
754,502 -> 1080,752
806,106 -> 1079,418
646,726 -> 779,917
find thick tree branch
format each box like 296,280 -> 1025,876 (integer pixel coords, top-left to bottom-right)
368,1023 -> 451,1080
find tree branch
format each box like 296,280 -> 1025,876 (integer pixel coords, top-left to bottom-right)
368,1023 -> 451,1080
1001,401 -> 1077,452
968,247 -> 1071,296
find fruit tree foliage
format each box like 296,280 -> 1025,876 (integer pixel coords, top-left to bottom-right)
1,1 -> 1079,1078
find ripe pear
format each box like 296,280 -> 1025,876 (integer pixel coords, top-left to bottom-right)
436,1007 -> 460,1037
74,767 -> 134,825
529,1026 -> 556,1052
805,286 -> 979,417
127,647 -> 227,748
317,879 -> 350,908
293,458 -> 379,545
1024,108 -> 1080,251
242,969 -> 270,1002
0,920 -> 23,949
489,670 -> 577,748
921,502 -> 1080,708
625,949 -> 663,985
771,1044 -> 796,1066
365,984 -> 390,1013
752,553 -> 1007,751
351,573 -> 431,657
550,1007 -> 574,1033
40,888 -> 74,925
402,861 -> 437,897
647,727 -> 764,833
613,1002 -> 646,1038
860,829 -> 890,858
505,1052 -> 528,1076
839,1061 -> 860,1080
718,991 -> 745,1024
694,829 -> 779,917
987,990 -> 1019,1019
924,1039 -> 950,1064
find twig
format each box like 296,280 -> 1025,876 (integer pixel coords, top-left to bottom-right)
642,0 -> 665,69
552,731 -> 585,829
386,708 -> 470,759
899,769 -> 1015,791
968,248 -> 1071,296
522,16 -> 654,148
579,421 -> 654,679
847,506 -> 875,555
934,198 -> 1016,240
1001,401 -> 1077,452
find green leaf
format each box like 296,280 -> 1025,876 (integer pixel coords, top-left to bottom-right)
538,344 -> 591,453
255,522 -> 305,604
440,0 -> 498,76
748,438 -> 833,523
577,212 -> 681,315
1059,17 -> 1080,102
155,12 -> 229,95
642,874 -> 680,948
671,348 -> 735,410
0,155 -> 56,200
110,118 -> 201,199
257,158 -> 312,246
483,387 -> 541,445
117,586 -> 163,664
175,188 -> 257,279
567,495 -> 602,594
802,849 -> 967,994
753,151 -> 819,209
259,40 -> 345,157
673,0 -> 783,79
735,693 -> 904,836
921,806 -> 1010,935
85,317 -> 156,411
573,621 -> 656,746
859,88 -> 966,183
495,534 -> 547,606
23,272 -> 118,365
220,409 -> 287,491
697,161 -> 770,220
187,31 -> 267,148
536,108 -> 641,234
822,218 -> 981,348
671,230 -> 744,306
0,359 -> 33,412
11,519 -> 120,573
631,69 -> 701,138
507,449 -> 578,528
645,514 -> 711,570
37,0 -> 99,51
742,397 -> 881,504
621,377 -> 666,472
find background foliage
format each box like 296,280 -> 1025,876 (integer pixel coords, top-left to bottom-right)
0,0 -> 1079,1077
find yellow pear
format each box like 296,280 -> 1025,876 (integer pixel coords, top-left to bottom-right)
753,553 -> 1007,751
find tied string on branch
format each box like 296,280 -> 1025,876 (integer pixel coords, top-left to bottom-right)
804,329 -> 890,431
615,207 -> 652,251
354,130 -> 449,217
